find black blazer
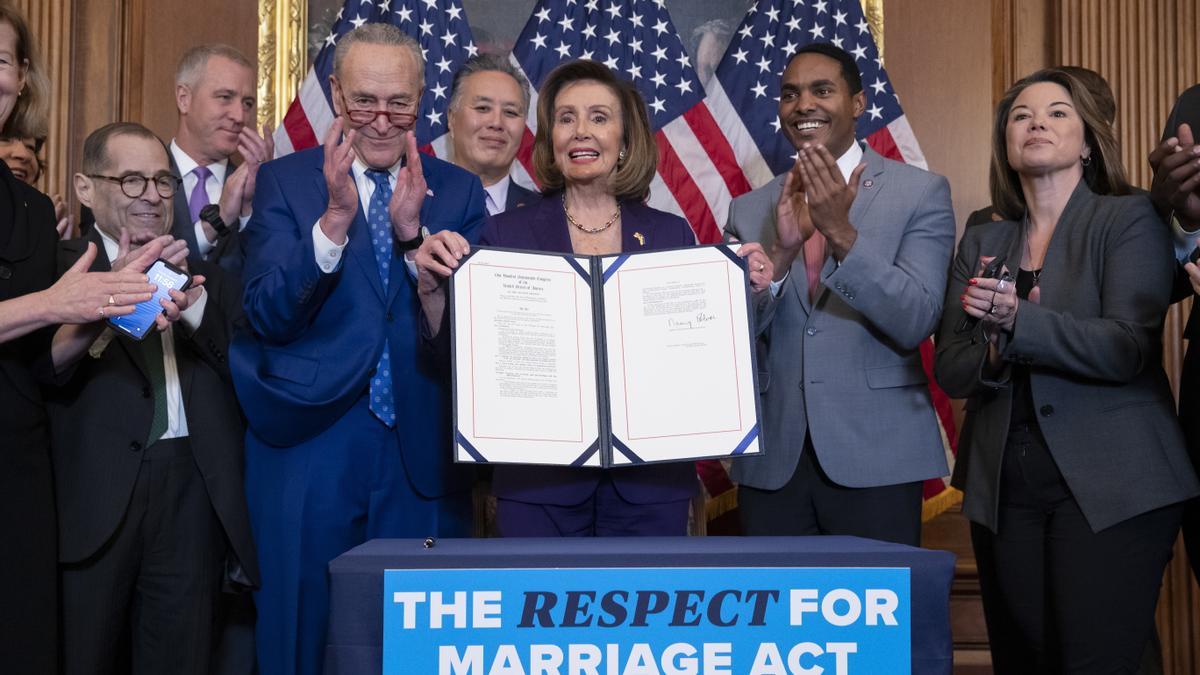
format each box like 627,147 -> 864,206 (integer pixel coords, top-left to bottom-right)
505,180 -> 540,212
46,230 -> 258,587
935,182 -> 1200,532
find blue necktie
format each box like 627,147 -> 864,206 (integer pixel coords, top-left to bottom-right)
366,169 -> 396,428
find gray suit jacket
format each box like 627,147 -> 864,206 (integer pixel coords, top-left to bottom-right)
934,182 -> 1200,532
725,145 -> 955,490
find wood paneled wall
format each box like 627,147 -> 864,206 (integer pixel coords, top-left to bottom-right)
9,0 -> 71,206
1055,4 -> 1200,671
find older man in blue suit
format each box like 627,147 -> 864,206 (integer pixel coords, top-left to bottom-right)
229,24 -> 485,675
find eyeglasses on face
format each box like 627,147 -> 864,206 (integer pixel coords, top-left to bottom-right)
339,93 -> 418,127
88,174 -> 183,199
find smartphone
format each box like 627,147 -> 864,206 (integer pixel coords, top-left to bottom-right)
107,259 -> 192,341
955,255 -> 1008,333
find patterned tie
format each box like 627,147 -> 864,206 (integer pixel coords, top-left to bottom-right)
804,229 -> 827,303
141,332 -> 169,445
189,165 -> 212,224
365,168 -> 396,428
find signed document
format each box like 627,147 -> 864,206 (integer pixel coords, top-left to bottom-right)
451,245 -> 761,467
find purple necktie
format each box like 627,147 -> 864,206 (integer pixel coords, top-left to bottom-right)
188,165 -> 212,223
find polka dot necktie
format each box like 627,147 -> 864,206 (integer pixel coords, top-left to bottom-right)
365,169 -> 396,428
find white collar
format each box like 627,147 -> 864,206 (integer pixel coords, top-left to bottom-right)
834,141 -> 864,183
169,139 -> 229,182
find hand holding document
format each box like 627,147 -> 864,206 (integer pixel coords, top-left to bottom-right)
451,245 -> 762,467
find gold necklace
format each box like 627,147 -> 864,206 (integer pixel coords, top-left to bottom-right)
563,193 -> 620,234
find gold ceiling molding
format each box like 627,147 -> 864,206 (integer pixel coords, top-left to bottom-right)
256,0 -> 885,128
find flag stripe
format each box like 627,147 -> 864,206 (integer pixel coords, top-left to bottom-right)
681,104 -> 753,197
655,133 -> 721,244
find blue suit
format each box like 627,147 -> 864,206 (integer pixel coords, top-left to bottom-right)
230,146 -> 485,675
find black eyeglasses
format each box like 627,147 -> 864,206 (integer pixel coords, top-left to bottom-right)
339,93 -> 417,127
89,174 -> 183,199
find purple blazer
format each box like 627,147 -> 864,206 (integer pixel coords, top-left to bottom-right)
482,193 -> 700,506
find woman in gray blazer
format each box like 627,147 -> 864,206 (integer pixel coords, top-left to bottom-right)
935,68 -> 1200,673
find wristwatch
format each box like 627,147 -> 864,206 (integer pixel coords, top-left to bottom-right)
199,204 -> 232,239
396,225 -> 429,252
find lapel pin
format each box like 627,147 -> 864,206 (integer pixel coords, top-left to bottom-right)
633,232 -> 645,246
862,179 -> 874,189
426,188 -> 435,197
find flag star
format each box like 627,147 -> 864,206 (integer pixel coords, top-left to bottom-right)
323,31 -> 337,48
756,55 -> 772,74
376,0 -> 391,11
447,5 -> 463,20
336,7 -> 344,19
759,31 -> 775,49
751,81 -> 768,98
808,24 -> 825,39
782,40 -> 797,57
674,78 -> 692,95
831,35 -> 844,48
791,150 -> 800,162
652,45 -> 667,62
422,0 -> 437,9
436,56 -> 452,73
582,24 -> 597,39
630,38 -> 643,54
650,71 -> 666,88
814,0 -> 828,13
855,18 -> 871,35
731,48 -> 748,64
418,19 -> 433,35
605,28 -> 621,45
466,42 -> 478,57
867,103 -> 883,120
426,109 -> 443,126
555,41 -> 572,58
431,82 -> 447,99
871,77 -> 887,95
771,118 -> 781,133
585,0 -> 598,10
394,6 -> 412,22
785,15 -> 802,32
605,3 -> 622,19
738,24 -> 753,40
626,63 -> 641,80
531,32 -> 548,49
535,7 -> 551,22
630,12 -> 643,28
650,97 -> 666,114
653,19 -> 669,36
875,57 -> 884,68
604,54 -> 620,70
581,49 -> 595,59
851,44 -> 868,60
350,14 -> 367,28
833,10 -> 848,26
765,6 -> 780,22
558,15 -> 574,32
675,52 -> 690,69
747,4 -> 757,13
652,0 -> 665,9
441,31 -> 457,47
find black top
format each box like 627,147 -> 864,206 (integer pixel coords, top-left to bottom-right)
1008,267 -> 1041,429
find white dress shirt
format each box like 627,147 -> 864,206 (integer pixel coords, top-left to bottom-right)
312,157 -> 419,278
169,140 -> 251,258
98,228 -> 207,439
483,175 -> 512,216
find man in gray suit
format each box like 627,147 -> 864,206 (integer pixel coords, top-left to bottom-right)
169,43 -> 273,276
723,43 -> 955,546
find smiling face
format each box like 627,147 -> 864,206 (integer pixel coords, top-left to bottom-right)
448,70 -> 526,184
550,79 -> 624,189
0,19 -> 26,132
331,42 -> 422,170
0,135 -> 38,183
778,52 -> 864,157
176,55 -> 256,165
77,134 -> 174,244
1005,81 -> 1089,178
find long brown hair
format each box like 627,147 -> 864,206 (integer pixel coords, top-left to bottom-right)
0,5 -> 48,140
989,68 -> 1129,221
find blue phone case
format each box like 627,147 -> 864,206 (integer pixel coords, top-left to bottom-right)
108,259 -> 191,340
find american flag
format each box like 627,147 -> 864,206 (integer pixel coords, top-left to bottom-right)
510,0 -> 751,245
273,0 -> 478,157
709,0 -> 956,518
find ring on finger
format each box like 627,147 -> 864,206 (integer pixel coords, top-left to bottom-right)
97,306 -> 106,318
987,303 -> 996,315
107,295 -> 116,306
757,263 -> 765,271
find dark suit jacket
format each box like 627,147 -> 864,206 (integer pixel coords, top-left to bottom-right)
230,146 -> 486,499
935,182 -> 1200,532
505,180 -> 539,212
482,194 -> 699,506
169,152 -> 243,280
46,230 -> 259,588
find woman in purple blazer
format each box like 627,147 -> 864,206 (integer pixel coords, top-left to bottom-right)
415,60 -> 770,536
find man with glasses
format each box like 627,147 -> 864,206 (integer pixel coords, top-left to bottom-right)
230,23 -> 486,675
169,43 -> 272,276
48,122 -> 258,675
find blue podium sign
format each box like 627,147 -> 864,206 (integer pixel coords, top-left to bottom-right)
382,566 -> 910,675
